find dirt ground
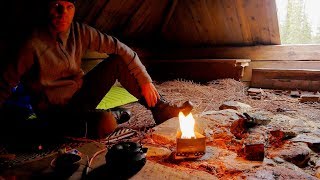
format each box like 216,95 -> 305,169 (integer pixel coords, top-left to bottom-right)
118,79 -> 320,179
121,79 -> 320,131
1,79 -> 319,179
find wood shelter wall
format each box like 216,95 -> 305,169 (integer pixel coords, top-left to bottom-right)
75,0 -> 281,47
0,0 -> 281,64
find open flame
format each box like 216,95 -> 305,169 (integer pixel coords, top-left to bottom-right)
178,112 -> 196,139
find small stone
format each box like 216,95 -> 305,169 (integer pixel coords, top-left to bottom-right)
290,91 -> 301,98
291,134 -> 320,145
151,117 -> 180,145
273,157 -> 285,163
268,142 -> 311,168
145,145 -> 172,159
246,111 -> 272,126
263,158 -> 276,166
219,101 -> 252,113
248,88 -> 264,94
204,128 -> 214,142
248,88 -> 264,99
198,147 -> 216,161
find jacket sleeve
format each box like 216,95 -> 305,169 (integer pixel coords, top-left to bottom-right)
0,42 -> 34,107
79,23 -> 152,87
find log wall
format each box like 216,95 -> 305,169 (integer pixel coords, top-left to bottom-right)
75,0 -> 280,47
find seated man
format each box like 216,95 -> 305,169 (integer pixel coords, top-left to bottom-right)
0,0 -> 193,141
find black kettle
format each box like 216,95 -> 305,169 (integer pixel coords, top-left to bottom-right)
105,141 -> 148,179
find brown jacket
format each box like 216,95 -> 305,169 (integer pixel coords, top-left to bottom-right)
0,22 -> 152,110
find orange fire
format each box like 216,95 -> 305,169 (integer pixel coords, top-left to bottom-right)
178,112 -> 196,139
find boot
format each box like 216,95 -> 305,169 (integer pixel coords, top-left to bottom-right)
150,98 -> 193,125
110,107 -> 131,124
90,108 -> 131,124
85,108 -> 131,139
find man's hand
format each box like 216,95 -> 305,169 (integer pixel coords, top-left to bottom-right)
141,82 -> 160,107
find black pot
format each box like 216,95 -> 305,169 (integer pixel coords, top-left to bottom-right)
105,141 -> 148,179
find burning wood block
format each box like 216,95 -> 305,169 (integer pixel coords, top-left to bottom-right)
244,143 -> 265,161
175,112 -> 206,159
230,118 -> 247,139
270,130 -> 286,142
230,113 -> 258,139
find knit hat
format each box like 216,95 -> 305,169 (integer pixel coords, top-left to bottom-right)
48,0 -> 76,4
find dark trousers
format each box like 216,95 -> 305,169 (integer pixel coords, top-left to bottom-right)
0,55 -> 144,146
68,55 -> 142,110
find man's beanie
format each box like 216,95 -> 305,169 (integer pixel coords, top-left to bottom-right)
48,0 -> 76,4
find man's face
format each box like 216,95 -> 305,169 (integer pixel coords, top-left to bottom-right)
48,1 -> 75,33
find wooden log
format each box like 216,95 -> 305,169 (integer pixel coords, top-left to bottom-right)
300,94 -> 320,103
243,61 -> 320,81
134,45 -> 320,61
251,68 -> 320,91
145,59 -> 250,82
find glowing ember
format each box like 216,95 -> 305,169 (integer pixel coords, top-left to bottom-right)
178,112 -> 196,139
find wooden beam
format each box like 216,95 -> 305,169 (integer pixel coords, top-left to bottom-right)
188,0 -> 215,45
145,59 -> 250,82
75,0 -> 111,24
123,0 -> 169,37
253,68 -> 320,80
93,0 -> 145,33
148,59 -> 251,64
265,0 -> 281,44
161,0 -> 179,33
134,45 -> 320,61
235,0 -> 253,44
242,60 -> 320,81
251,68 -> 320,91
